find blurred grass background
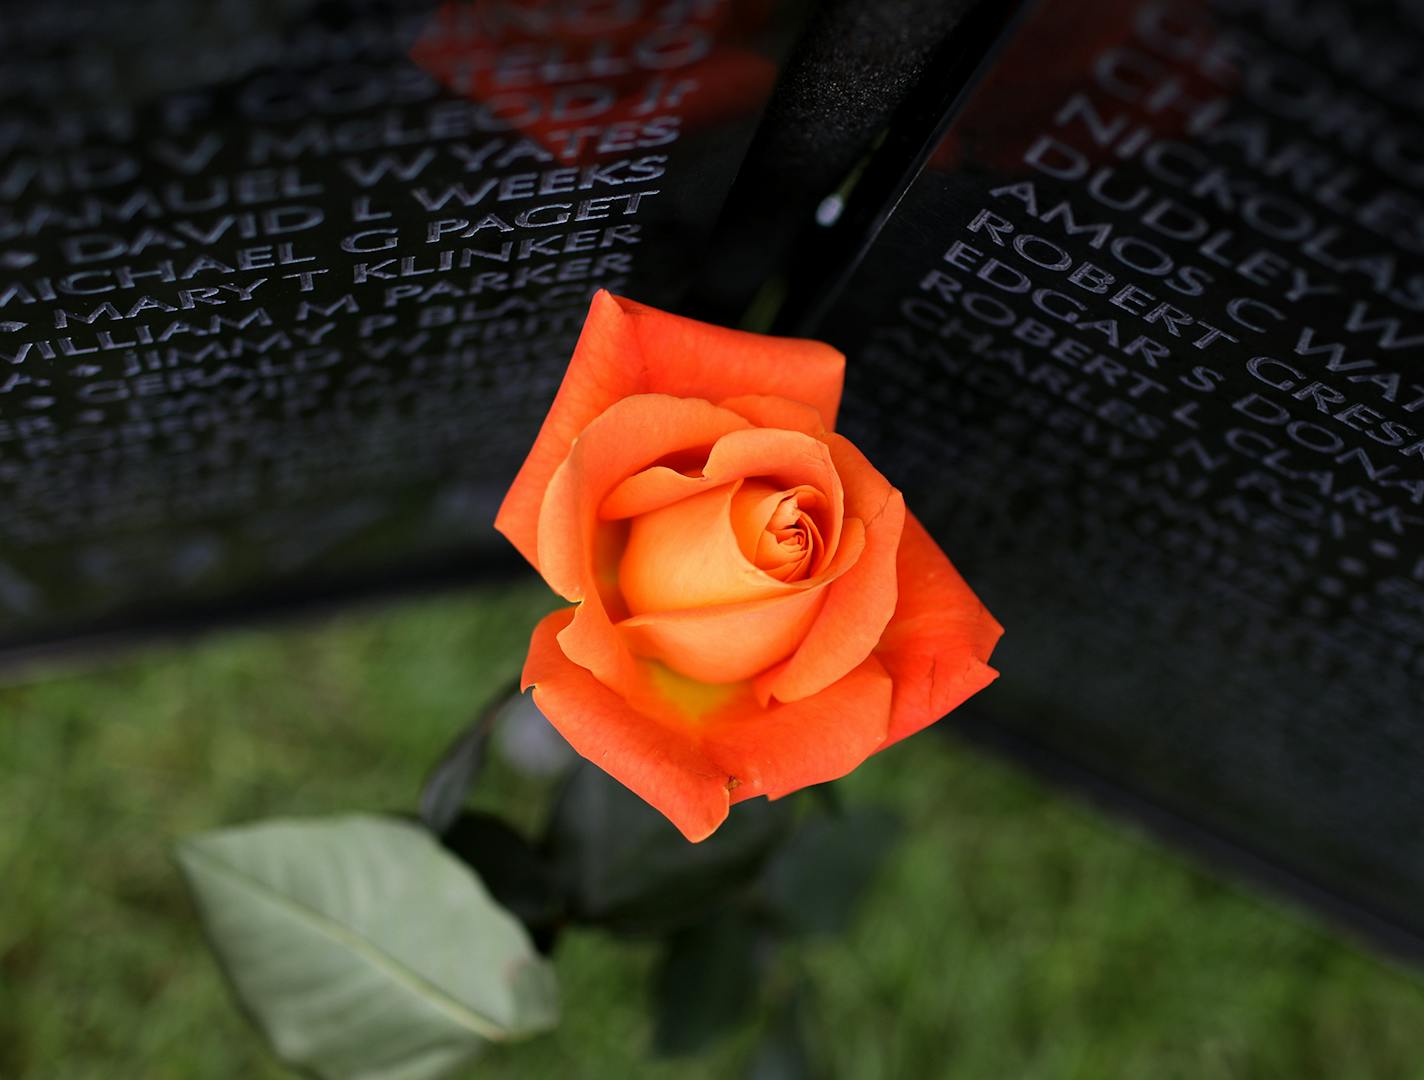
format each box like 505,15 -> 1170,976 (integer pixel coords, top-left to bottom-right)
3,579 -> 1424,1079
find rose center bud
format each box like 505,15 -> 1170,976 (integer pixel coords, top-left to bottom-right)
734,481 -> 825,584
617,478 -> 833,616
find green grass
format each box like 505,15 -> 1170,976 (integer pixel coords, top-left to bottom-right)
3,579 -> 1424,1079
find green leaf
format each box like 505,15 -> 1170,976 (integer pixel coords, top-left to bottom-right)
419,692 -> 511,835
546,762 -> 794,935
760,808 -> 900,936
653,910 -> 764,1056
174,814 -> 559,1080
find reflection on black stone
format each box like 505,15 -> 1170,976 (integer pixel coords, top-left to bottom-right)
0,0 -> 806,646
817,0 -> 1424,937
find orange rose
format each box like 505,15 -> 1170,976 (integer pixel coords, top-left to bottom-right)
496,291 -> 1002,841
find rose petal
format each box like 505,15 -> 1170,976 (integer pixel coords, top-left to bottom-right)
496,291 -> 845,567
537,395 -> 752,695
704,427 -> 840,500
524,608 -> 895,839
622,296 -> 844,429
617,587 -> 828,683
703,655 -> 894,802
600,466 -> 708,521
602,427 -> 844,554
717,394 -> 827,436
496,292 -> 641,570
728,480 -> 789,561
536,395 -> 751,600
619,482 -> 792,613
522,608 -> 733,842
615,515 -> 868,684
755,435 -> 905,704
874,512 -> 1004,744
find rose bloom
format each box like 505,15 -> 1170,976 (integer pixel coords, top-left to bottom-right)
497,291 -> 1002,841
